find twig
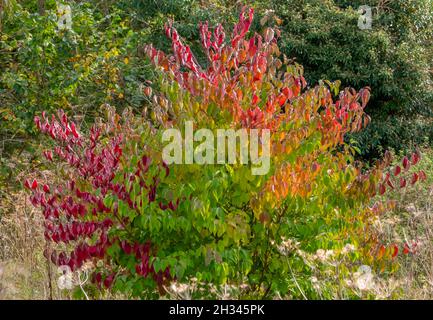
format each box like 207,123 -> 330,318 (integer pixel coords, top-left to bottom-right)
287,256 -> 308,300
45,241 -> 53,300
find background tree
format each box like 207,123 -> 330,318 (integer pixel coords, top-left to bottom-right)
253,0 -> 433,159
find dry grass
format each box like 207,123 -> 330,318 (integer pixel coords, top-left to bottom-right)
0,187 -> 44,299
0,169 -> 69,300
382,149 -> 433,298
394,192 -> 433,299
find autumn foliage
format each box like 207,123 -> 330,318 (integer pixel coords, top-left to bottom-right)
25,7 -> 426,299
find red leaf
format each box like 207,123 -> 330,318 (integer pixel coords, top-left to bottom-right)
252,94 -> 259,105
361,89 -> 370,108
394,165 -> 401,176
411,152 -> 420,165
282,87 -> 293,100
43,184 -> 50,193
402,156 -> 410,170
43,150 -> 53,161
69,122 -> 79,138
391,244 -> 399,258
34,116 -> 41,129
94,272 -> 102,284
143,86 -> 152,97
403,243 -> 410,255
386,179 -> 394,189
411,172 -> 419,185
31,179 -> 38,190
399,177 -> 407,188
277,94 -> 287,106
379,183 -> 386,195
24,179 -> 31,189
419,170 -> 427,181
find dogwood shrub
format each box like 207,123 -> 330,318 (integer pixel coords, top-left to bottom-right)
25,7 -> 426,299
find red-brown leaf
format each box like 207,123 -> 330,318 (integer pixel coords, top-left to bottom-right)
379,183 -> 386,195
402,156 -> 410,170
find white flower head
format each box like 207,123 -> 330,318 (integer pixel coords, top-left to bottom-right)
354,265 -> 374,291
57,4 -> 72,31
325,250 -> 334,259
310,276 -> 320,291
315,249 -> 326,261
57,266 -> 74,290
314,249 -> 335,262
342,243 -> 356,254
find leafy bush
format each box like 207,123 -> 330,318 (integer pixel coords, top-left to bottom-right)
0,1 -> 152,185
0,0 -> 236,187
24,7 -> 426,299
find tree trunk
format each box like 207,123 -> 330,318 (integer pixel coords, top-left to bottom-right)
38,0 -> 45,16
0,1 -> 4,32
